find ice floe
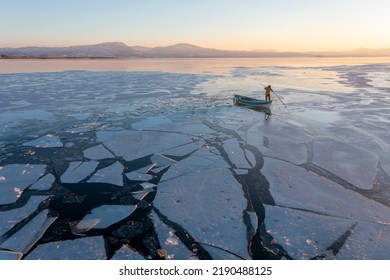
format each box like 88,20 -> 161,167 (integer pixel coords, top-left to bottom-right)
264,205 -> 355,259
154,153 -> 248,258
262,158 -> 390,224
151,211 -> 194,260
98,130 -> 192,161
126,172 -> 154,182
30,174 -> 55,190
73,205 -> 137,233
0,209 -> 56,254
111,244 -> 145,260
25,236 -> 106,260
0,164 -> 46,204
0,196 -> 48,236
88,161 -> 124,186
313,137 -> 379,190
60,161 -> 99,183
222,138 -> 252,169
83,144 -> 116,160
0,250 -> 23,260
22,134 -> 63,148
337,221 -> 390,259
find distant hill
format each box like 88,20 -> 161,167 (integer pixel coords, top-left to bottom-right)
1,42 -> 390,58
0,42 -> 141,58
0,42 -> 308,58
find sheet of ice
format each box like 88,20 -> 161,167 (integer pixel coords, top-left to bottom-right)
265,139 -> 308,165
25,236 -> 106,260
161,141 -> 204,157
1,61 -> 390,260
0,196 -> 47,236
22,134 -> 63,148
313,137 -> 379,189
0,109 -> 56,128
151,211 -> 194,260
29,174 -> 55,190
222,138 -> 252,169
382,161 -> 390,178
131,116 -> 174,130
0,209 -> 56,254
154,160 -> 248,259
160,148 -> 229,182
74,205 -> 137,233
132,116 -> 215,136
292,110 -> 342,124
246,118 -> 313,145
95,129 -> 134,142
140,182 -> 157,189
60,161 -> 98,183
98,130 -> 192,161
327,126 -> 383,152
111,245 -> 145,260
88,161 -> 124,186
0,250 -> 23,260
264,205 -> 354,259
262,158 -> 390,224
202,244 -> 244,260
150,153 -> 177,167
0,164 -> 46,204
83,144 -> 116,160
126,172 -> 154,182
245,118 -> 313,165
65,122 -> 102,134
337,222 -> 390,259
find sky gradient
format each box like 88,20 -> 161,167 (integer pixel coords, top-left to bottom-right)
1,0 -> 389,52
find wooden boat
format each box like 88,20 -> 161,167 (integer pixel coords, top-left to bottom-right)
233,94 -> 272,108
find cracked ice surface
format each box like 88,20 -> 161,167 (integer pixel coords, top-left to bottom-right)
98,130 -> 192,161
313,137 -> 379,190
154,148 -> 249,259
152,211 -> 194,260
1,61 -> 390,260
25,236 -> 106,260
0,164 -> 46,204
60,161 -> 99,183
0,196 -> 47,236
263,158 -> 390,224
22,134 -> 63,148
111,245 -> 145,260
88,161 -> 124,186
0,209 -> 56,254
83,144 -> 116,160
74,205 -> 137,232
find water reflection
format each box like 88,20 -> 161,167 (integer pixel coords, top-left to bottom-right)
2,57 -> 390,74
233,102 -> 272,119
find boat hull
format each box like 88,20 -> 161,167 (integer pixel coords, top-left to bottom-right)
233,94 -> 272,108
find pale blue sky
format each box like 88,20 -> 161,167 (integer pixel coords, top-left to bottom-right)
1,0 -> 389,51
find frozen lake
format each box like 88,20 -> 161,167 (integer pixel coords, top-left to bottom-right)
0,57 -> 390,260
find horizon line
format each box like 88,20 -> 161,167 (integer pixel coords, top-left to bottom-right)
1,41 -> 390,54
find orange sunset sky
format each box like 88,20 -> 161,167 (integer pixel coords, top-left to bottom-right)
1,0 -> 389,52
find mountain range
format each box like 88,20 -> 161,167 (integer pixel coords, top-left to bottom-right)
1,42 -> 390,58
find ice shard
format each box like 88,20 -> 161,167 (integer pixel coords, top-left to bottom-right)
25,236 -> 106,260
0,164 -> 46,204
74,205 -> 137,233
22,134 -> 63,148
0,210 -> 57,254
88,161 -> 124,186
60,161 -> 99,183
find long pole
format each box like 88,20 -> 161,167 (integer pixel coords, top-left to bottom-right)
260,83 -> 287,108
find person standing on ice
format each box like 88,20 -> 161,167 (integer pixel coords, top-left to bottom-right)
264,85 -> 273,101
